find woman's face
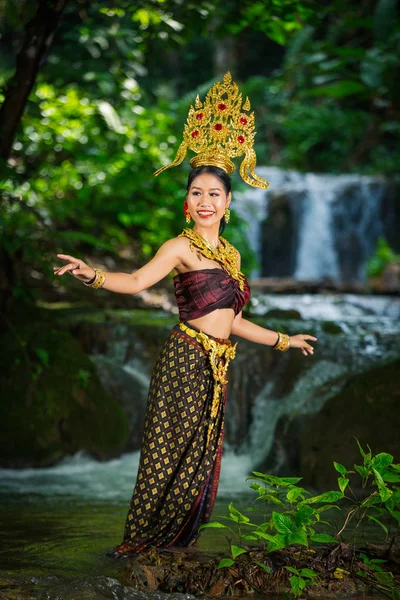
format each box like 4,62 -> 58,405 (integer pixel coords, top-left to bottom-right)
186,173 -> 231,227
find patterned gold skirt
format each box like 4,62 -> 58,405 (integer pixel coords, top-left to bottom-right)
106,321 -> 236,558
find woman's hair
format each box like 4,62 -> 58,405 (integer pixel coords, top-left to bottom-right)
186,165 -> 231,235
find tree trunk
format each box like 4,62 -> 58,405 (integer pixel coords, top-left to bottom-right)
0,0 -> 69,161
214,35 -> 237,78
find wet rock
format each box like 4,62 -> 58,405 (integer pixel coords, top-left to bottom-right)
299,359 -> 400,488
264,308 -> 302,320
0,302 -> 129,468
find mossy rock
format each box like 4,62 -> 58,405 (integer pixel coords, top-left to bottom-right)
0,305 -> 129,467
264,308 -> 302,320
299,359 -> 400,488
321,320 -> 344,335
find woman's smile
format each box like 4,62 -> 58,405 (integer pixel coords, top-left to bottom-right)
197,209 -> 215,218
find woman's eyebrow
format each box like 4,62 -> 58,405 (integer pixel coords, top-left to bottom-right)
191,186 -> 222,191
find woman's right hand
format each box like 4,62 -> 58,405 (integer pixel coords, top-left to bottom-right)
53,254 -> 96,283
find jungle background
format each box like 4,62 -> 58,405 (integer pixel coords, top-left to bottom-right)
0,0 -> 400,474
1,2 -> 400,598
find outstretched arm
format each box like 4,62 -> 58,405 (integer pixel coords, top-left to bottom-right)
232,251 -> 316,357
231,312 -> 317,357
54,237 -> 186,295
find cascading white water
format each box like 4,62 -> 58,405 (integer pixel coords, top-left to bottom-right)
235,167 -> 397,282
294,173 -> 340,281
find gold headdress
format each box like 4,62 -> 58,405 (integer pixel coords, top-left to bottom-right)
154,72 -> 269,190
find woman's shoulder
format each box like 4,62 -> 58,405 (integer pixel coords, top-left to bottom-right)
158,234 -> 191,255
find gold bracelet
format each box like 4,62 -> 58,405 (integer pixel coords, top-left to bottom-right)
83,268 -> 106,289
273,331 -> 290,352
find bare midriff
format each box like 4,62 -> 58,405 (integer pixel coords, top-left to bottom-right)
187,308 -> 235,340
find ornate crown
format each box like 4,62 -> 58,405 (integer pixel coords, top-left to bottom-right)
154,72 -> 269,190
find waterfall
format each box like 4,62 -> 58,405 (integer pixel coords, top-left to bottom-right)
235,167 -> 400,283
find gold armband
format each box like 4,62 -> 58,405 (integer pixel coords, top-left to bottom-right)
273,331 -> 290,352
83,268 -> 106,289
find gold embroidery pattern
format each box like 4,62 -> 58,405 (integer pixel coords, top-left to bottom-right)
107,325 -> 230,557
179,227 -> 245,291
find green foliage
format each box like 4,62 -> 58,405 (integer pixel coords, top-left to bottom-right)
357,553 -> 400,599
337,440 -> 400,547
200,440 -> 400,598
1,0 -> 399,307
367,237 -> 400,277
284,566 -> 319,598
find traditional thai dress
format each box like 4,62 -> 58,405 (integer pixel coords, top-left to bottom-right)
106,262 -> 251,558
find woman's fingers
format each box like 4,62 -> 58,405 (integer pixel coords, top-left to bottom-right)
54,262 -> 79,276
57,253 -> 79,263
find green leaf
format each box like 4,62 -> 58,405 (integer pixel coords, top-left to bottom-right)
242,534 -> 258,542
284,566 -> 299,575
231,545 -> 247,559
354,464 -> 369,478
254,561 -> 272,574
267,534 -> 287,553
300,568 -> 318,579
338,477 -> 349,493
311,533 -> 338,544
294,506 -> 314,527
373,468 -> 393,502
289,575 -> 306,597
315,504 -> 340,514
272,512 -> 296,534
288,529 -> 309,547
367,515 -> 388,535
198,521 -> 227,530
387,509 -> 400,526
382,471 -> 400,483
250,472 -> 302,486
333,462 -> 347,475
371,452 -> 394,470
218,558 -> 235,569
258,494 -> 286,507
253,530 -> 275,542
287,487 -> 307,503
228,502 -> 250,524
35,347 -> 49,367
302,491 -> 343,505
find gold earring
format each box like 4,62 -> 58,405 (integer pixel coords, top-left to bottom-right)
224,207 -> 230,224
185,211 -> 192,224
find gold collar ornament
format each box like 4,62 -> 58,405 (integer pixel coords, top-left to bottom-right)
179,227 -> 246,291
154,72 -> 269,190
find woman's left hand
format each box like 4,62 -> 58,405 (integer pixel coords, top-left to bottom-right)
289,334 -> 317,356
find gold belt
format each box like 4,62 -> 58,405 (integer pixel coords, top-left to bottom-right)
178,322 -> 237,444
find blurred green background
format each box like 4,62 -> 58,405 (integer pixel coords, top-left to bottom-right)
1,0 -> 399,308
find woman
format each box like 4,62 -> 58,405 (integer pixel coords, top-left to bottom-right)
53,74 -> 317,558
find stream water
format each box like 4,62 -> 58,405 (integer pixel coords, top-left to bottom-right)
2,294 -> 398,599
0,455 -> 379,600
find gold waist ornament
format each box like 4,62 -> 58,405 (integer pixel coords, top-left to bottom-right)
178,322 -> 237,444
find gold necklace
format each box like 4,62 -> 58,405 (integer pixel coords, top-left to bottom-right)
179,228 -> 245,291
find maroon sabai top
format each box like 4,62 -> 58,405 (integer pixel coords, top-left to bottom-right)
173,268 -> 251,322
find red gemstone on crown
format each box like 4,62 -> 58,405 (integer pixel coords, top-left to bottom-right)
240,117 -> 248,125
214,123 -> 223,131
192,130 -> 199,138
238,135 -> 245,143
218,103 -> 227,110
196,113 -> 203,120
